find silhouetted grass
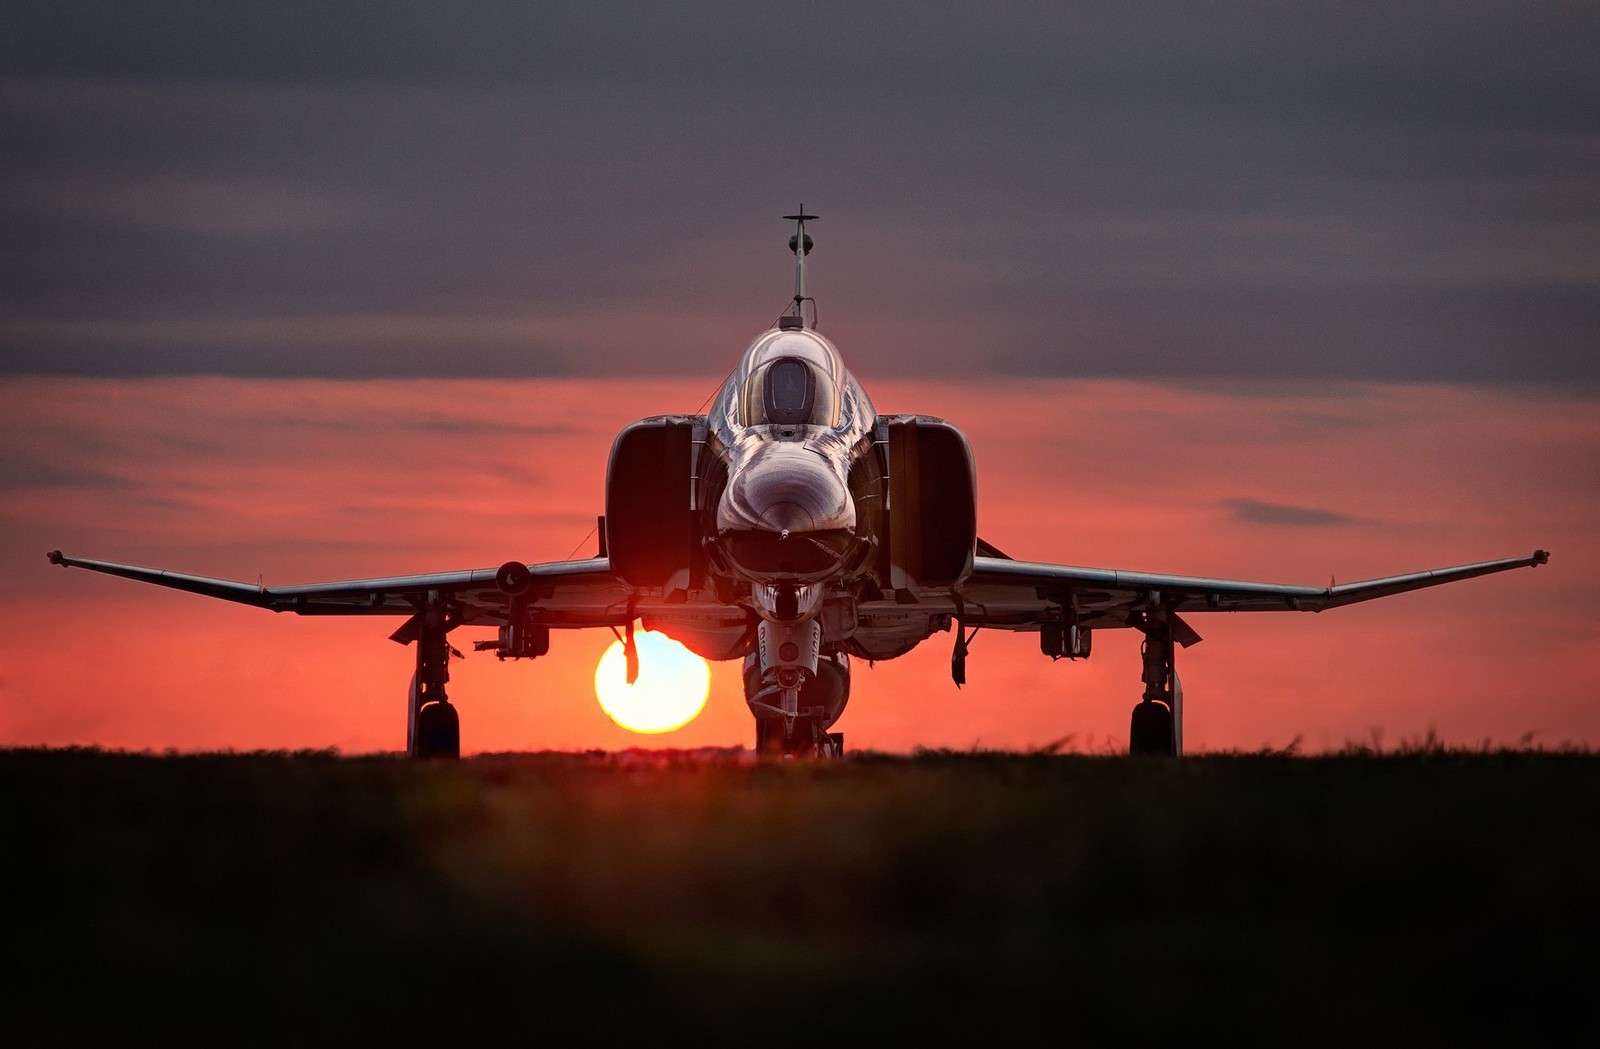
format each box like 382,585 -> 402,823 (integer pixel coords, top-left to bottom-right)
4,746 -> 1597,1045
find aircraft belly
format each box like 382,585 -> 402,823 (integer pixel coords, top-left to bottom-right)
848,606 -> 953,661
649,623 -> 752,661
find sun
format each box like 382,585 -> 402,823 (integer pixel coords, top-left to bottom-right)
594,630 -> 712,734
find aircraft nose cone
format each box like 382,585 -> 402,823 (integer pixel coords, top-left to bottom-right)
718,445 -> 855,536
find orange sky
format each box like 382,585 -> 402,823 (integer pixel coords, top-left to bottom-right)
3,375 -> 1593,754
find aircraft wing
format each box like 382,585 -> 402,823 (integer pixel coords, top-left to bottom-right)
947,549 -> 1550,632
45,550 -> 636,629
48,545 -> 1552,642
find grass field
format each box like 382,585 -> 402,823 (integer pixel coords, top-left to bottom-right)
5,746 -> 1597,1044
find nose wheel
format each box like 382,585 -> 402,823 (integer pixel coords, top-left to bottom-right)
755,717 -> 844,759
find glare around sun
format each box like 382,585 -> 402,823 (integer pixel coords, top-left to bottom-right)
594,630 -> 711,734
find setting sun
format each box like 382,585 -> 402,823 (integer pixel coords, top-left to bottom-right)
594,630 -> 712,734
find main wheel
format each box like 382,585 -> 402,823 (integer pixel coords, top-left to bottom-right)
1129,700 -> 1175,756
414,700 -> 461,760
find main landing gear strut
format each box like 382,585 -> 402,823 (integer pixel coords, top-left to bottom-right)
1129,610 -> 1185,757
401,595 -> 461,760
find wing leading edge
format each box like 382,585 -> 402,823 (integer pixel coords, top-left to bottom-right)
45,550 -> 633,627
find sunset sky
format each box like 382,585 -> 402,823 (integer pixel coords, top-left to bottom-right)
3,3 -> 1596,753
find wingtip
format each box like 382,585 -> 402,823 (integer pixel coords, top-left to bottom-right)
47,549 -> 64,566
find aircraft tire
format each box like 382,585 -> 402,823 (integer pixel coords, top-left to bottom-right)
414,700 -> 461,760
754,717 -> 779,755
1129,700 -> 1175,757
755,716 -> 827,759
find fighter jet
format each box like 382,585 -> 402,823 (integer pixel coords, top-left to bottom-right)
47,212 -> 1550,758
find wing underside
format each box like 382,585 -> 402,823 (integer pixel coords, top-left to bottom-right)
47,547 -> 1549,650
937,550 -> 1551,632
46,551 -> 643,628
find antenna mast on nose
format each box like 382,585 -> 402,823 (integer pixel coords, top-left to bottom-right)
783,207 -> 817,328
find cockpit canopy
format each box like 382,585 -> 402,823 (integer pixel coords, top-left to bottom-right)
742,355 -> 839,427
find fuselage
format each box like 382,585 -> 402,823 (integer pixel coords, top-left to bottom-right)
702,322 -> 879,592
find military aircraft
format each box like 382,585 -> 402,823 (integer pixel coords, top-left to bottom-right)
47,212 -> 1550,758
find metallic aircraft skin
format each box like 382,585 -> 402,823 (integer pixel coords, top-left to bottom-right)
707,325 -> 876,585
45,214 -> 1551,757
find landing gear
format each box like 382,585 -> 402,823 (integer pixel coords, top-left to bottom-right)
414,700 -> 460,760
402,595 -> 462,760
1129,700 -> 1174,756
755,717 -> 844,759
1129,611 -> 1182,757
743,621 -> 850,760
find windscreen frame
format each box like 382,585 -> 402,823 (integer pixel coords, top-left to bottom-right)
743,355 -> 839,427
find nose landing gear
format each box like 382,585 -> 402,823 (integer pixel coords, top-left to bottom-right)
743,622 -> 850,758
755,716 -> 844,759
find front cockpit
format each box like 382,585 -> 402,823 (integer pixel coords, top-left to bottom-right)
744,356 -> 838,427
726,328 -> 847,433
